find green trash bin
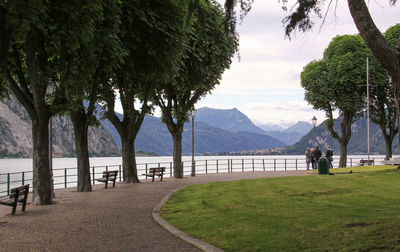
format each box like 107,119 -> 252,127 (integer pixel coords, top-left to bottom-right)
318,157 -> 330,174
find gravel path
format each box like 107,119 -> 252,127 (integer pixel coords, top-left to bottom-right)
0,171 -> 309,251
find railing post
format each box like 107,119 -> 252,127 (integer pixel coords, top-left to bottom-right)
274,159 -> 276,171
106,166 -> 108,172
295,159 -> 298,170
262,159 -> 265,171
350,158 -> 353,167
252,159 -> 254,171
7,173 -> 10,196
285,159 -> 287,171
119,165 -> 122,181
242,159 -> 244,172
22,172 -> 25,185
170,162 -> 173,177
64,169 -> 67,188
216,160 -> 219,174
92,166 -> 95,185
206,160 -> 208,174
146,164 -> 148,174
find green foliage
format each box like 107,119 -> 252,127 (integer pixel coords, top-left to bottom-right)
384,23 -> 400,47
0,149 -> 23,158
162,169 -> 400,251
155,0 -> 239,122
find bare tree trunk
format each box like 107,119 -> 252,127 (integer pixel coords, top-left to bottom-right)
70,106 -> 92,192
32,117 -> 53,204
339,140 -> 348,168
338,112 -> 352,168
172,132 -> 183,178
121,135 -> 140,183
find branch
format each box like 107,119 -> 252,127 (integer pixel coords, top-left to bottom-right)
347,0 -> 399,74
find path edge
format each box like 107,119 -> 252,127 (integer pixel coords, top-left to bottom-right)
152,185 -> 223,252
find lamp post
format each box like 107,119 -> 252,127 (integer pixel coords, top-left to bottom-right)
311,116 -> 317,148
46,82 -> 56,197
191,109 -> 196,177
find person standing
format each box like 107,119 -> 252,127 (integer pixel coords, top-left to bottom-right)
315,146 -> 322,170
310,148 -> 316,170
326,145 -> 333,168
305,147 -> 311,170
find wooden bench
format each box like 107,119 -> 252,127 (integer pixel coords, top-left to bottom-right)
142,167 -> 166,182
357,159 -> 374,166
96,170 -> 118,188
0,184 -> 30,215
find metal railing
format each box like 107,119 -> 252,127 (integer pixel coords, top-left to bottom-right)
0,157 -> 379,196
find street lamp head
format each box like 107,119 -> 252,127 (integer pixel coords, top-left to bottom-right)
46,81 -> 56,95
191,108 -> 197,117
311,116 -> 317,126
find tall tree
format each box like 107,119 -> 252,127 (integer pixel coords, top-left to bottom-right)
103,0 -> 186,183
0,1 -> 109,203
368,24 -> 400,160
301,35 -> 371,167
55,0 -> 122,192
281,0 -> 400,153
153,0 -> 238,178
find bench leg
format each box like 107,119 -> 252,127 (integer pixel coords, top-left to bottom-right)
11,203 -> 17,215
112,180 -> 116,188
152,176 -> 155,182
105,181 -> 108,189
22,199 -> 27,212
160,174 -> 163,181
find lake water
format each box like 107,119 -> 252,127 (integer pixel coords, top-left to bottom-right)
0,154 -> 391,195
0,154 -> 390,174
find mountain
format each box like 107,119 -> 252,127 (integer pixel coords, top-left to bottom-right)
195,107 -> 267,134
263,131 -> 305,146
284,121 -> 313,134
102,114 -> 286,156
195,107 -> 311,146
260,121 -> 313,145
0,97 -> 120,157
286,117 -> 397,155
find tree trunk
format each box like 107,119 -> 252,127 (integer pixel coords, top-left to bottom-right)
120,134 -> 140,183
394,89 -> 400,156
385,139 -> 393,161
172,131 -> 184,178
338,140 -> 348,168
31,117 -> 53,205
70,107 -> 92,192
338,112 -> 353,168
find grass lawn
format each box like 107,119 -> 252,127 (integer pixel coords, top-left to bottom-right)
161,166 -> 400,251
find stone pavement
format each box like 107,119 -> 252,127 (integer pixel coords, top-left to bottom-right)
0,171 -> 309,251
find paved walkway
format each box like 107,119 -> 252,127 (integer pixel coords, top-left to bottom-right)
0,171 -> 309,251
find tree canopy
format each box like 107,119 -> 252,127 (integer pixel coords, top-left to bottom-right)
154,0 -> 239,178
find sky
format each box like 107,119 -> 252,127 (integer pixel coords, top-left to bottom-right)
194,0 -> 400,127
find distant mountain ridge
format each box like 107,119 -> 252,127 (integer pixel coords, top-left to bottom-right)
195,107 -> 267,134
286,117 -> 397,155
102,114 -> 286,156
0,97 -> 120,157
195,107 -> 311,145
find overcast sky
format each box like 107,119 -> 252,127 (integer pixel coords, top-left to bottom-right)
195,0 -> 400,127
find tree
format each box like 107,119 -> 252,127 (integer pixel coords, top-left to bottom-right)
103,0 -> 186,183
301,35 -> 371,167
58,0 -> 122,192
0,1 -> 107,203
281,0 -> 400,154
368,24 -> 399,160
153,0 -> 238,178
